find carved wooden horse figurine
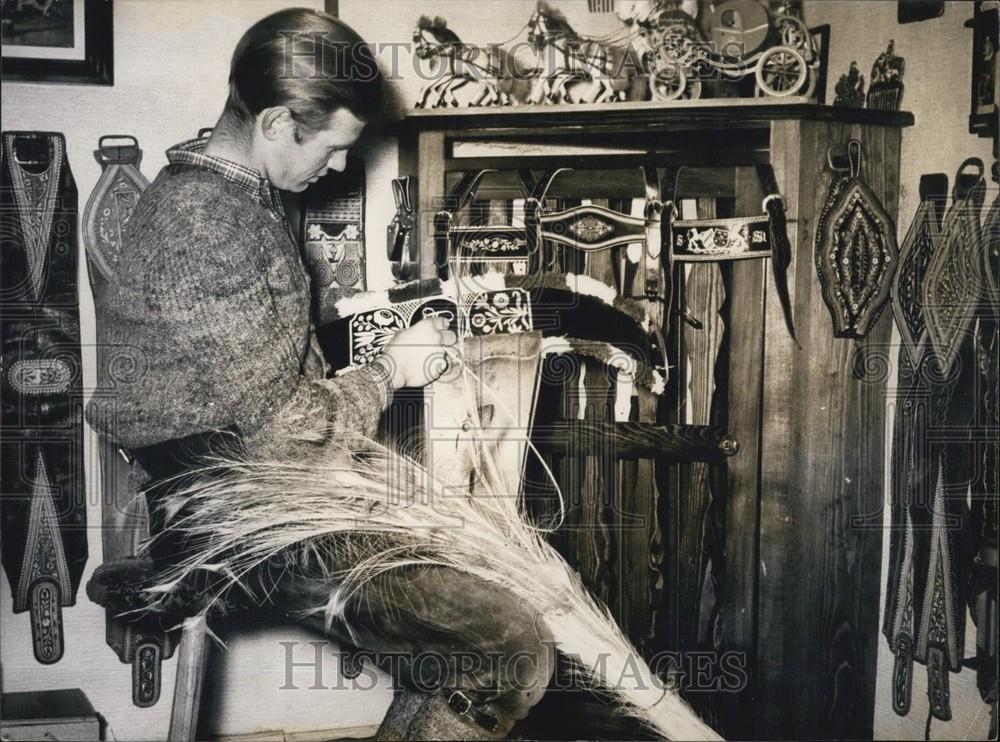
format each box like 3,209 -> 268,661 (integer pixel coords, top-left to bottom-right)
411,16 -> 536,108
526,3 -> 643,104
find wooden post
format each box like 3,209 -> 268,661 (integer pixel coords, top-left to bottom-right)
416,131 -> 446,280
752,119 -> 901,739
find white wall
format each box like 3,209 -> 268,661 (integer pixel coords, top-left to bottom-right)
802,2 -> 993,740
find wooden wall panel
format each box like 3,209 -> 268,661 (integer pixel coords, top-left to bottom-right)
715,168 -> 768,739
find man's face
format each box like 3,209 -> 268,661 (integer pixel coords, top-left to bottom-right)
263,107 -> 367,192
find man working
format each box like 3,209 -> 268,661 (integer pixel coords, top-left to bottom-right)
86,8 -> 553,740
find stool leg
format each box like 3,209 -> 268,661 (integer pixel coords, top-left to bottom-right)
168,615 -> 210,742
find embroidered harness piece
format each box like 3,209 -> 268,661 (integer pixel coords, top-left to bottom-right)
815,139 -> 899,339
892,174 -> 948,367
0,131 -> 87,665
82,136 -> 149,293
923,158 -> 987,375
319,273 -> 658,391
883,162 -> 997,725
671,215 -> 772,260
665,164 -> 798,342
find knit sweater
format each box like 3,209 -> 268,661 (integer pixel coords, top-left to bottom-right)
85,151 -> 390,457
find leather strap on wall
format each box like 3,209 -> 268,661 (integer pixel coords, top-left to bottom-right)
0,131 -> 87,665
82,135 -> 149,294
755,163 -> 797,343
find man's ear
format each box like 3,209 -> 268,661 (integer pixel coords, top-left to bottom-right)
258,107 -> 295,142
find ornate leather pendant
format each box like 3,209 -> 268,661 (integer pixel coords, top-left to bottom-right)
891,174 -> 948,366
923,158 -> 986,375
1,131 -> 87,664
82,135 -> 149,294
815,140 -> 899,339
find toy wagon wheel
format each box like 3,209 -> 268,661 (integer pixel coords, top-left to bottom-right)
775,14 -> 815,60
801,67 -> 817,101
649,62 -> 688,101
755,46 -> 808,97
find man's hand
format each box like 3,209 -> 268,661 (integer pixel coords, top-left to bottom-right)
375,317 -> 458,390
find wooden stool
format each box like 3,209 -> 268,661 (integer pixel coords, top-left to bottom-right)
168,615 -> 211,742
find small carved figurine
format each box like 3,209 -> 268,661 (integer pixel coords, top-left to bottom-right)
833,60 -> 865,107
867,39 -> 905,111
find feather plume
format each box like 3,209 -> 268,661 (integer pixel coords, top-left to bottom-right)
144,432 -> 719,740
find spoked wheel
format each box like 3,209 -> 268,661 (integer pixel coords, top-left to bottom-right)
775,14 -> 816,61
649,63 -> 702,101
755,46 -> 808,97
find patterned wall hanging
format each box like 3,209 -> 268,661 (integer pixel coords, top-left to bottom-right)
0,131 -> 87,664
923,158 -> 987,374
303,156 -> 366,296
815,139 -> 899,338
891,173 -> 948,366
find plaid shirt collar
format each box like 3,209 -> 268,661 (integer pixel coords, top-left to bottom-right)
166,137 -> 286,218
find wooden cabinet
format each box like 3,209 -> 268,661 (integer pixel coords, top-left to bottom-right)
394,98 -> 912,740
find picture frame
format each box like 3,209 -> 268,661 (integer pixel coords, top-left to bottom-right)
1,0 -> 113,86
809,24 -> 831,105
967,0 -> 998,138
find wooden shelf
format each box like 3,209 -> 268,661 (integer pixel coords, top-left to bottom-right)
392,97 -> 915,136
395,100 -> 907,739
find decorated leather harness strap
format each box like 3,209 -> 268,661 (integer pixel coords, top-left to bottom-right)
387,175 -> 417,280
82,135 -> 149,295
883,161 -> 991,725
891,173 -> 950,366
0,131 -> 87,665
81,134 -> 178,708
883,172 -> 949,719
667,163 -> 798,342
317,272 -> 660,391
923,158 -> 987,374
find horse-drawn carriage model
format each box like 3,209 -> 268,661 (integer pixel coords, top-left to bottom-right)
410,0 -> 820,108
632,0 -> 819,100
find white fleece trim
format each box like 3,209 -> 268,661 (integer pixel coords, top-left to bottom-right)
334,289 -> 391,317
564,273 -> 620,306
444,271 -> 508,298
539,337 -> 574,356
650,369 -> 666,396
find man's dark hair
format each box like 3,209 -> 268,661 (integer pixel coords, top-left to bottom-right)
225,8 -> 384,135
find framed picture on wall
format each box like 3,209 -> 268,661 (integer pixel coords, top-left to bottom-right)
1,0 -> 113,85
809,24 -> 831,105
967,0 -> 998,138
